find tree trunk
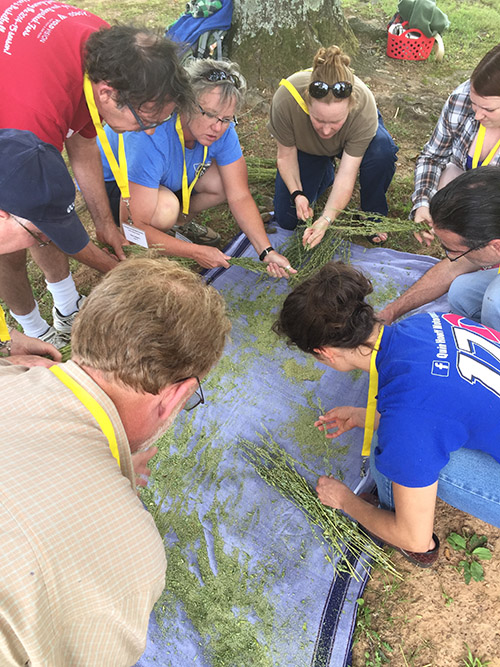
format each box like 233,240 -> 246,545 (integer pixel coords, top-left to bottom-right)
229,0 -> 358,91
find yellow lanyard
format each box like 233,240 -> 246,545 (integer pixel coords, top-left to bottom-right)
361,325 -> 385,457
83,73 -> 130,201
175,114 -> 208,215
472,124 -> 500,169
50,365 -> 121,469
279,79 -> 310,115
278,68 -> 313,116
0,305 -> 10,342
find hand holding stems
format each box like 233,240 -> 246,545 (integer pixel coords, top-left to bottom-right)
302,215 -> 330,249
316,475 -> 352,511
314,405 -> 368,439
413,206 -> 435,246
96,222 -> 129,261
7,329 -> 62,368
294,193 -> 314,222
263,250 -> 297,279
193,245 -> 232,269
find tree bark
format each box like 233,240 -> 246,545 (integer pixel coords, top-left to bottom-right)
229,0 -> 358,90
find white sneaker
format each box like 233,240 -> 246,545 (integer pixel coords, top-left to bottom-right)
52,295 -> 86,335
38,325 -> 70,350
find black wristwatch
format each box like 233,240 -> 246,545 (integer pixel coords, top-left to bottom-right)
290,189 -> 307,204
259,246 -> 274,261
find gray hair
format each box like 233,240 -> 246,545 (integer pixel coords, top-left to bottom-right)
183,58 -> 247,113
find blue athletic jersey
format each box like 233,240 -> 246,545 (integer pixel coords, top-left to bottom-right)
375,312 -> 500,488
99,114 -> 242,191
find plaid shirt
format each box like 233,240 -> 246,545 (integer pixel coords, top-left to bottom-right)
411,80 -> 500,217
0,361 -> 166,666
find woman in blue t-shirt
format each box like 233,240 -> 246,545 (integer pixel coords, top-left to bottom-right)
100,58 -> 294,279
274,261 -> 500,567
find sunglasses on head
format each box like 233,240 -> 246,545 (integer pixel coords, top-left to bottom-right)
204,68 -> 240,88
308,80 -> 353,100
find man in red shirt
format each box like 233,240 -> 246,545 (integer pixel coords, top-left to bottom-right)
0,0 -> 191,346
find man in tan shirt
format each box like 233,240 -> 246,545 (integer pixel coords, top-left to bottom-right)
0,258 -> 231,666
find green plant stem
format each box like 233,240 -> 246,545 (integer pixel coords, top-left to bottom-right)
239,430 -> 400,581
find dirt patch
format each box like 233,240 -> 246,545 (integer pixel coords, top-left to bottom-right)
353,500 -> 500,665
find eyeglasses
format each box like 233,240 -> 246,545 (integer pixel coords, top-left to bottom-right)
204,68 -> 240,88
308,80 -> 353,100
197,103 -> 237,127
12,215 -> 52,247
441,240 -> 489,262
176,376 -> 205,411
126,103 -> 173,131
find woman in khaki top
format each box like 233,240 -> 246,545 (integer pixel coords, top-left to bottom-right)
267,45 -> 398,247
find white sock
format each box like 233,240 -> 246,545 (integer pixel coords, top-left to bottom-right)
11,302 -> 49,338
46,274 -> 80,316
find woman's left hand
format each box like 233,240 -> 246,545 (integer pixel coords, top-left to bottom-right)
316,475 -> 351,511
302,217 -> 329,249
264,251 -> 297,279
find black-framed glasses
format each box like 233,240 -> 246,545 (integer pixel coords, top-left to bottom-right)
197,103 -> 237,127
204,68 -> 240,88
441,240 -> 489,262
12,215 -> 52,247
309,80 -> 353,100
126,103 -> 173,131
176,376 -> 205,411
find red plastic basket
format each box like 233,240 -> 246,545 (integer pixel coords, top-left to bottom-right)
387,21 -> 435,61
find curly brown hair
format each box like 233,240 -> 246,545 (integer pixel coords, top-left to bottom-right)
273,262 -> 377,354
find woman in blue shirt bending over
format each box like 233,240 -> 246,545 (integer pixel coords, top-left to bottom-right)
100,58 -> 293,279
273,262 -> 500,567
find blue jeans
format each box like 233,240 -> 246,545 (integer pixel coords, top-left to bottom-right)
448,268 -> 500,331
273,112 -> 398,230
369,433 -> 500,528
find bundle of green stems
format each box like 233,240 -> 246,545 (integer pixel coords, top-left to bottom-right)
228,257 -> 269,274
240,432 -> 400,581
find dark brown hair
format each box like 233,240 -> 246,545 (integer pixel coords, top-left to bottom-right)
273,262 -> 377,354
470,44 -> 500,97
85,26 -> 194,114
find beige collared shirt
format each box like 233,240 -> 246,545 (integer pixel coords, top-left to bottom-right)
0,361 -> 166,666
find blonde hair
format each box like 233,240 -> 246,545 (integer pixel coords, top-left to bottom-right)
71,258 -> 231,394
184,58 -> 247,113
304,45 -> 357,109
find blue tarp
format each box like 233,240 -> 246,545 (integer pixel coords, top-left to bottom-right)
136,229 -> 448,667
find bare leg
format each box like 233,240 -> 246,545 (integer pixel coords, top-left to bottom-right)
178,163 -> 227,224
0,249 -> 36,315
29,243 -> 70,283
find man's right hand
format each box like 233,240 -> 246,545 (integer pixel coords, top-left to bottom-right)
193,246 -> 231,269
413,206 -> 435,246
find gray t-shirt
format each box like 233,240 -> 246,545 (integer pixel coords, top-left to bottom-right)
267,71 -> 378,158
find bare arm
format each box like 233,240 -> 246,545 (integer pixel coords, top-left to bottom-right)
316,476 -> 437,552
303,152 -> 362,249
220,158 -> 295,278
378,256 -> 477,324
65,133 -> 127,259
71,239 -> 120,273
276,142 -> 314,222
